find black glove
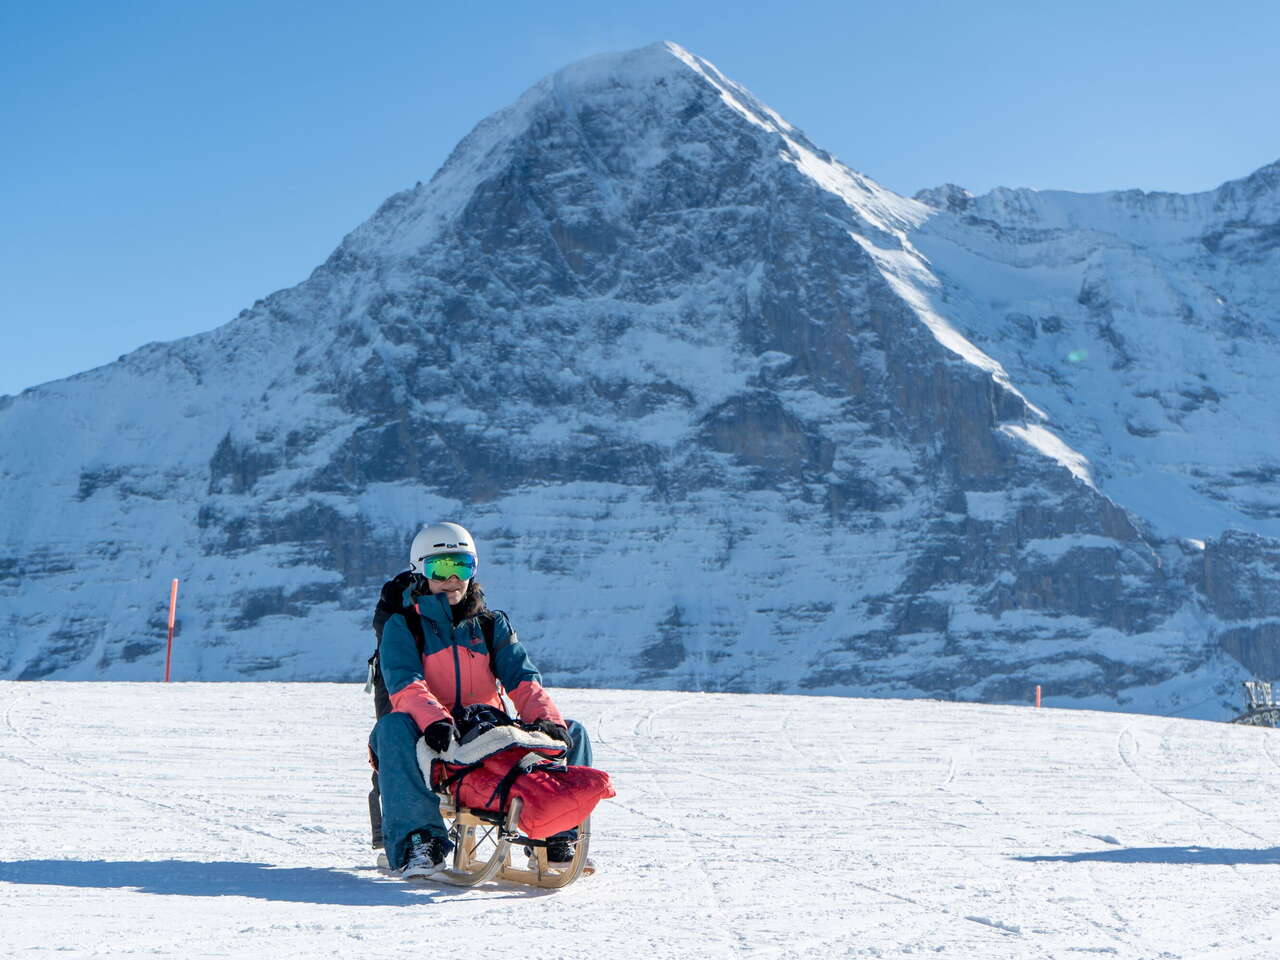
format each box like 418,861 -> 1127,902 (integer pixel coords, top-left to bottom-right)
423,720 -> 457,753
532,718 -> 572,747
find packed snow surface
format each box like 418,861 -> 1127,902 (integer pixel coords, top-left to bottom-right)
2,683 -> 1278,958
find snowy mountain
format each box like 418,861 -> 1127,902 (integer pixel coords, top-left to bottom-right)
1,42 -> 1278,717
3,681 -> 1278,958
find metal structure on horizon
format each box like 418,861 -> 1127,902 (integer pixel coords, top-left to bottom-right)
1232,680 -> 1280,727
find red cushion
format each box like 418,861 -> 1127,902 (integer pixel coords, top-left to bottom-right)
433,746 -> 615,839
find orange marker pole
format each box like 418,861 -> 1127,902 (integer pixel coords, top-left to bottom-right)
164,579 -> 180,682
1035,685 -> 1042,709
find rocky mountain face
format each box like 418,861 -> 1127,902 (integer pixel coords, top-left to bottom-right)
2,43 -> 1277,717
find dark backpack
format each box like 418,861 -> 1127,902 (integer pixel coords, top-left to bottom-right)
365,572 -> 500,719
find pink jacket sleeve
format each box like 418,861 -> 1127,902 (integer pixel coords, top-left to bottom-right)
508,679 -> 565,727
380,612 -> 450,730
390,681 -> 451,731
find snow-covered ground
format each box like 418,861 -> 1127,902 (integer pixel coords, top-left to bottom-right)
2,683 -> 1277,959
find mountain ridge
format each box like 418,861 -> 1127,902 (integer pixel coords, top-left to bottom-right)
2,43 -> 1277,717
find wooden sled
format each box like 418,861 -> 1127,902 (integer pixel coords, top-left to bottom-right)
436,793 -> 593,889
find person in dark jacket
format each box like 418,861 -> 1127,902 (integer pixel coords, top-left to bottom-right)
367,521 -> 592,878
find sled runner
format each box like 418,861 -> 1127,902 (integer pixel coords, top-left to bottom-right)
436,795 -> 595,888
375,797 -> 594,888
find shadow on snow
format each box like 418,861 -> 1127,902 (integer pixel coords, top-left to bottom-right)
0,858 -> 539,906
1014,846 -> 1280,866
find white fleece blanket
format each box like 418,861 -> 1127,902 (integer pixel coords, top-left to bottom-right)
416,723 -> 566,772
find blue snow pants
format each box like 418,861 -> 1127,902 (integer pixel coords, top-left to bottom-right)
368,712 -> 593,870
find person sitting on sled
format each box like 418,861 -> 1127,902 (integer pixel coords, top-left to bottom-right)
367,521 -> 593,878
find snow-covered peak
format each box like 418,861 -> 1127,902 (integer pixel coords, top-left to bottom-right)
914,183 -> 974,213
1211,157 -> 1280,220
335,42 -> 928,263
3,43 -> 1278,718
554,40 -> 708,90
335,44 -> 725,259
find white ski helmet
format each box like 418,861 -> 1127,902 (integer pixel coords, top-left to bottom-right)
409,521 -> 478,575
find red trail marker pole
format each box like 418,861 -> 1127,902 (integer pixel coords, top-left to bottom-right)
164,579 -> 180,682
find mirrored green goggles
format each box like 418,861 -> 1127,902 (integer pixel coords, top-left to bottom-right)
421,552 -> 476,581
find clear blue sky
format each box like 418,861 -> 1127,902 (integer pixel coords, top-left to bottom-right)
2,0 -> 1277,397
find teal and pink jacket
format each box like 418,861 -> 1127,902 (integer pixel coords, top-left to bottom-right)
378,588 -> 564,733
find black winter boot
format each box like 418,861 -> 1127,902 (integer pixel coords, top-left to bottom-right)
400,831 -> 448,879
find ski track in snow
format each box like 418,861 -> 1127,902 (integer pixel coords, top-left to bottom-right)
1117,723 -> 1267,845
606,700 -> 983,956
613,699 -> 749,957
2,696 -> 310,855
604,700 -> 1034,958
2,683 -> 1280,959
886,723 -> 1150,958
1259,723 -> 1280,775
